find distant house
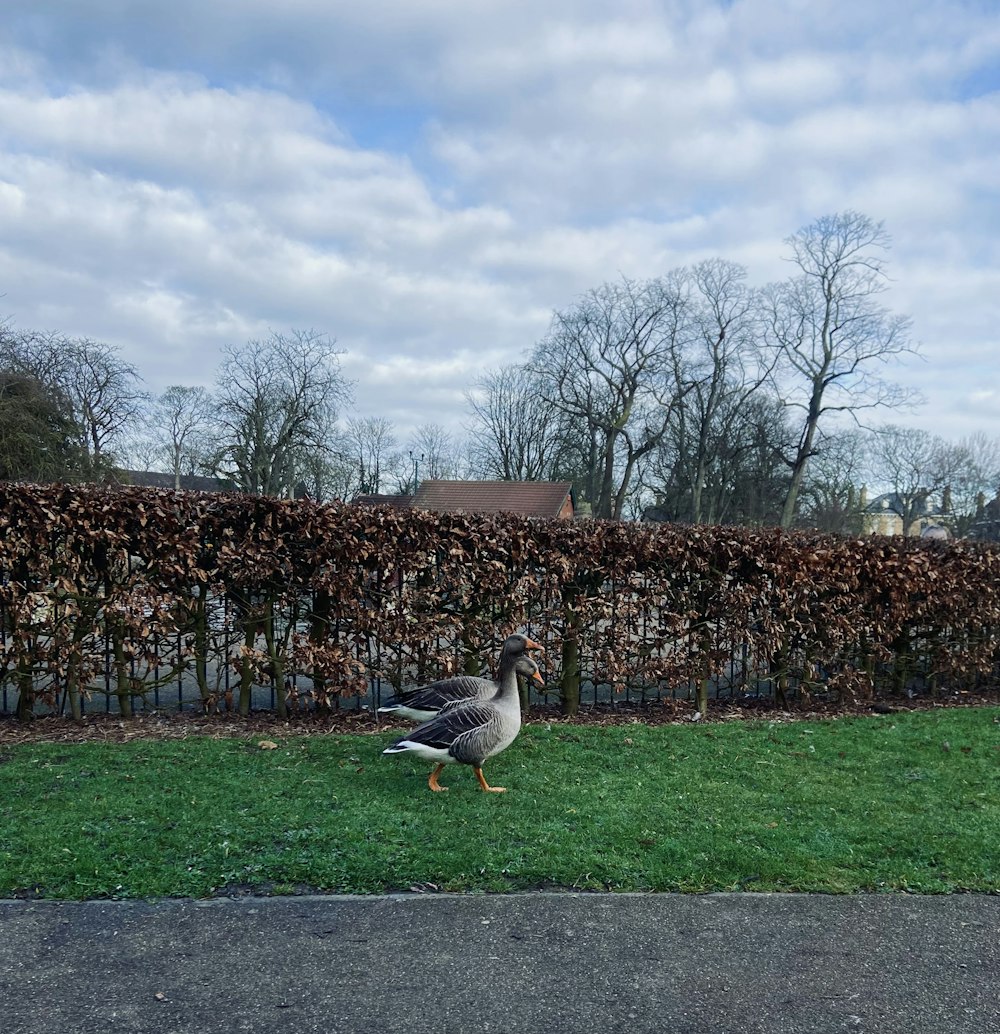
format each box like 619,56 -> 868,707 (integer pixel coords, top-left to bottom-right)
861,491 -> 943,537
967,494 -> 1000,543
411,479 -> 576,519
117,470 -> 239,494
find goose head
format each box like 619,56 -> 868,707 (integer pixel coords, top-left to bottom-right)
502,633 -> 545,657
515,654 -> 545,687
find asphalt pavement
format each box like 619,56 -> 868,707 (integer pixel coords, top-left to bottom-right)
1,892 -> 997,1034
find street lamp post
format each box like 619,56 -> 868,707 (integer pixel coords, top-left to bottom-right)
409,451 -> 424,493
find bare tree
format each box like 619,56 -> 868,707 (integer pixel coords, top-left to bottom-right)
213,329 -> 352,497
866,424 -> 955,535
70,337 -> 148,466
530,274 -> 693,519
796,427 -> 870,534
293,443 -> 358,502
718,394 -> 794,526
0,329 -> 146,475
764,212 -> 919,528
657,259 -> 774,523
405,422 -> 461,488
937,432 -> 1000,537
386,422 -> 467,495
465,364 -> 570,482
151,385 -> 215,488
647,390 -> 791,526
344,416 -> 399,495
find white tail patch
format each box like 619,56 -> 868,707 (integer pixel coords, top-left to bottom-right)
382,741 -> 454,764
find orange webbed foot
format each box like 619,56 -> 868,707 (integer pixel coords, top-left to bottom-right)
474,767 -> 506,793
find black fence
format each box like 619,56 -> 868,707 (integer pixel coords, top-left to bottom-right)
0,583 -> 979,719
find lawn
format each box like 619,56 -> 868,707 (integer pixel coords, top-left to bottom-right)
1,707 -> 997,899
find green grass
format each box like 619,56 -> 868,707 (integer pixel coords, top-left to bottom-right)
1,708 -> 997,899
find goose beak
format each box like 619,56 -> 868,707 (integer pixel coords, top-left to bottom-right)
524,637 -> 545,654
531,670 -> 545,686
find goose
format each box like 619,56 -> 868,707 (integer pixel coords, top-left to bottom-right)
377,633 -> 544,722
382,653 -> 543,792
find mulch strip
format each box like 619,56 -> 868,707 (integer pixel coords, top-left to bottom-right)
1,693 -> 997,745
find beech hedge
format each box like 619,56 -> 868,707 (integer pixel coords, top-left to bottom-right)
0,482 -> 998,721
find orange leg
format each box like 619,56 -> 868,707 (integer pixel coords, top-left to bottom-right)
428,764 -> 448,792
474,766 -> 506,793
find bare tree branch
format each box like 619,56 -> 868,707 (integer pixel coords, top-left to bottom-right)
764,211 -> 921,528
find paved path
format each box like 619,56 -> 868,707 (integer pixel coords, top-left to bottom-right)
1,893 -> 998,1033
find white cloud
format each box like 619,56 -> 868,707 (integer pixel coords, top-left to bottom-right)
0,0 -> 997,445
0,75 -> 347,189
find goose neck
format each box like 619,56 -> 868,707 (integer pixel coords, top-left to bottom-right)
495,652 -> 522,696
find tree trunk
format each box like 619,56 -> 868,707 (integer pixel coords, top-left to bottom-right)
310,589 -> 331,711
112,622 -> 133,718
772,639 -> 789,707
780,393 -> 822,529
596,433 -> 618,519
561,636 -> 580,717
261,600 -> 286,719
461,626 -> 481,675
560,585 -> 582,716
193,584 -> 210,710
66,653 -> 82,722
696,626 -> 712,716
15,651 -> 34,722
691,458 -> 706,524
238,622 -> 256,717
66,596 -> 97,722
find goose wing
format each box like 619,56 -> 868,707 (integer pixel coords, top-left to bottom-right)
385,674 -> 491,712
401,699 -> 520,766
395,698 -> 496,748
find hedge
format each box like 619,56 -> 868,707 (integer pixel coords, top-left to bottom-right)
1,482 -> 998,721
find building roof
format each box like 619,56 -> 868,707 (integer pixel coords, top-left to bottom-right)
120,470 -> 239,493
863,492 -> 939,517
353,493 -> 414,509
412,479 -> 575,518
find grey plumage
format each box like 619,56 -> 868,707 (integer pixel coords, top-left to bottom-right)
377,633 -> 543,721
377,673 -> 499,722
382,652 -> 543,792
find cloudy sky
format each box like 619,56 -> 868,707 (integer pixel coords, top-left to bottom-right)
1,0 -> 998,446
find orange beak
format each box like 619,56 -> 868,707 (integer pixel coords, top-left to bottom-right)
531,669 -> 545,687
524,637 -> 545,654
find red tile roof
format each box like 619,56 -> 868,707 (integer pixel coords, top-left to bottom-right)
412,480 -> 575,518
